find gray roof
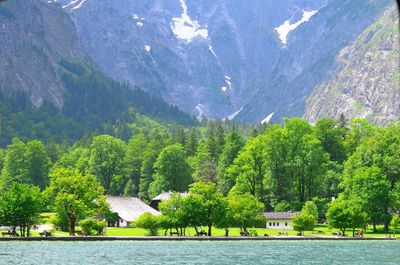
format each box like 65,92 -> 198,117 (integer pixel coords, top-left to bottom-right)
106,196 -> 160,222
263,211 -> 301,220
151,191 -> 189,201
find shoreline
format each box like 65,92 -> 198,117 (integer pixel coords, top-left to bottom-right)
0,236 -> 397,241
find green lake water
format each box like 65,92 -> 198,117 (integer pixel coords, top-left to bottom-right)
0,240 -> 399,264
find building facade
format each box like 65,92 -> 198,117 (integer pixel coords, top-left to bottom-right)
263,212 -> 301,230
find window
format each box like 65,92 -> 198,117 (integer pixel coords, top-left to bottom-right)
285,222 -> 288,226
269,222 -> 272,226
273,222 -> 275,226
277,222 -> 280,226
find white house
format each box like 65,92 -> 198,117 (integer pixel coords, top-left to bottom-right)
263,211 -> 300,230
106,196 -> 160,227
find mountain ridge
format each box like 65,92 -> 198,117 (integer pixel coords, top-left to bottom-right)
304,5 -> 400,126
0,0 -> 197,146
54,0 -> 394,123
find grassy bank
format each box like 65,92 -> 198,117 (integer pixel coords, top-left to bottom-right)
0,225 -> 392,238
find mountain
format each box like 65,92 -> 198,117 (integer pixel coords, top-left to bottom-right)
0,0 -> 85,108
53,0 -> 394,123
304,5 -> 400,126
0,0 -> 196,146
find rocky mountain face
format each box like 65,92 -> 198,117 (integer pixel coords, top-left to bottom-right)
304,5 -> 400,126
0,0 -> 196,145
0,0 -> 86,108
53,0 -> 394,123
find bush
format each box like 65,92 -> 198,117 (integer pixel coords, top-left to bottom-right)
134,213 -> 161,236
293,213 -> 316,235
79,218 -> 106,236
49,213 -> 69,232
302,201 -> 319,224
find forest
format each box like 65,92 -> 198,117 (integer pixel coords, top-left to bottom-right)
0,116 -> 399,236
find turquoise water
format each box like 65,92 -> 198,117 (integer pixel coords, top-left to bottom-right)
0,241 -> 399,264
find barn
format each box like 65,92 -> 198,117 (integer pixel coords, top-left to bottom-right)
106,196 -> 160,227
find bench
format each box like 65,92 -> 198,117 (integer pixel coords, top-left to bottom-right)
1,230 -> 19,237
170,231 -> 180,236
197,230 -> 207,236
39,231 -> 52,237
1,231 -> 12,237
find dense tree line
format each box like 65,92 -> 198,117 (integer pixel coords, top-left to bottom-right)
0,60 -> 197,146
136,182 -> 264,236
1,117 -> 400,235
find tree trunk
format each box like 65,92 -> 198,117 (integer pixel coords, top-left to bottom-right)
352,227 -> 355,237
225,228 -> 229,237
208,224 -> 212,236
373,222 -> 377,233
384,221 -> 389,233
194,226 -> 199,236
69,215 -> 76,236
341,229 -> 346,237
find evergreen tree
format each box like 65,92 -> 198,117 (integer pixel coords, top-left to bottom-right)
124,134 -> 148,196
218,128 -> 245,194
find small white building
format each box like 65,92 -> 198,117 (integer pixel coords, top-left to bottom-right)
106,196 -> 160,227
263,211 -> 300,230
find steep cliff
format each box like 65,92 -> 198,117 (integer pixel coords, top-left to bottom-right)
0,0 -> 85,108
304,5 -> 399,126
54,0 -> 393,122
0,0 -> 196,145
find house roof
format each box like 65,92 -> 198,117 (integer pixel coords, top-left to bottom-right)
263,211 -> 301,220
151,191 -> 189,201
106,196 -> 160,222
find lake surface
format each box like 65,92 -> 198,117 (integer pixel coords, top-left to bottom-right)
0,240 -> 399,264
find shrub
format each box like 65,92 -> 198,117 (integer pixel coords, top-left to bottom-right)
293,213 -> 316,235
134,213 -> 161,236
49,213 -> 69,232
79,218 -> 106,236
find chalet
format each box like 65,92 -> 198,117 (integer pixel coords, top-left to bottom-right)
263,211 -> 300,230
149,191 -> 189,210
106,196 -> 160,227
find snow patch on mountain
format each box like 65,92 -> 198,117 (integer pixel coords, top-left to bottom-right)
171,0 -> 208,42
275,10 -> 318,45
63,0 -> 87,10
227,107 -> 243,120
208,45 -> 217,57
196,103 -> 206,121
261,112 -> 275,124
133,14 -> 145,28
221,76 -> 233,93
221,75 -> 232,93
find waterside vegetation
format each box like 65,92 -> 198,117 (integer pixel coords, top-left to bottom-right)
1,117 -> 400,239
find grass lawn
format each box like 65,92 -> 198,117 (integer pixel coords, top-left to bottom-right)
0,213 -> 394,238
104,225 -> 394,238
